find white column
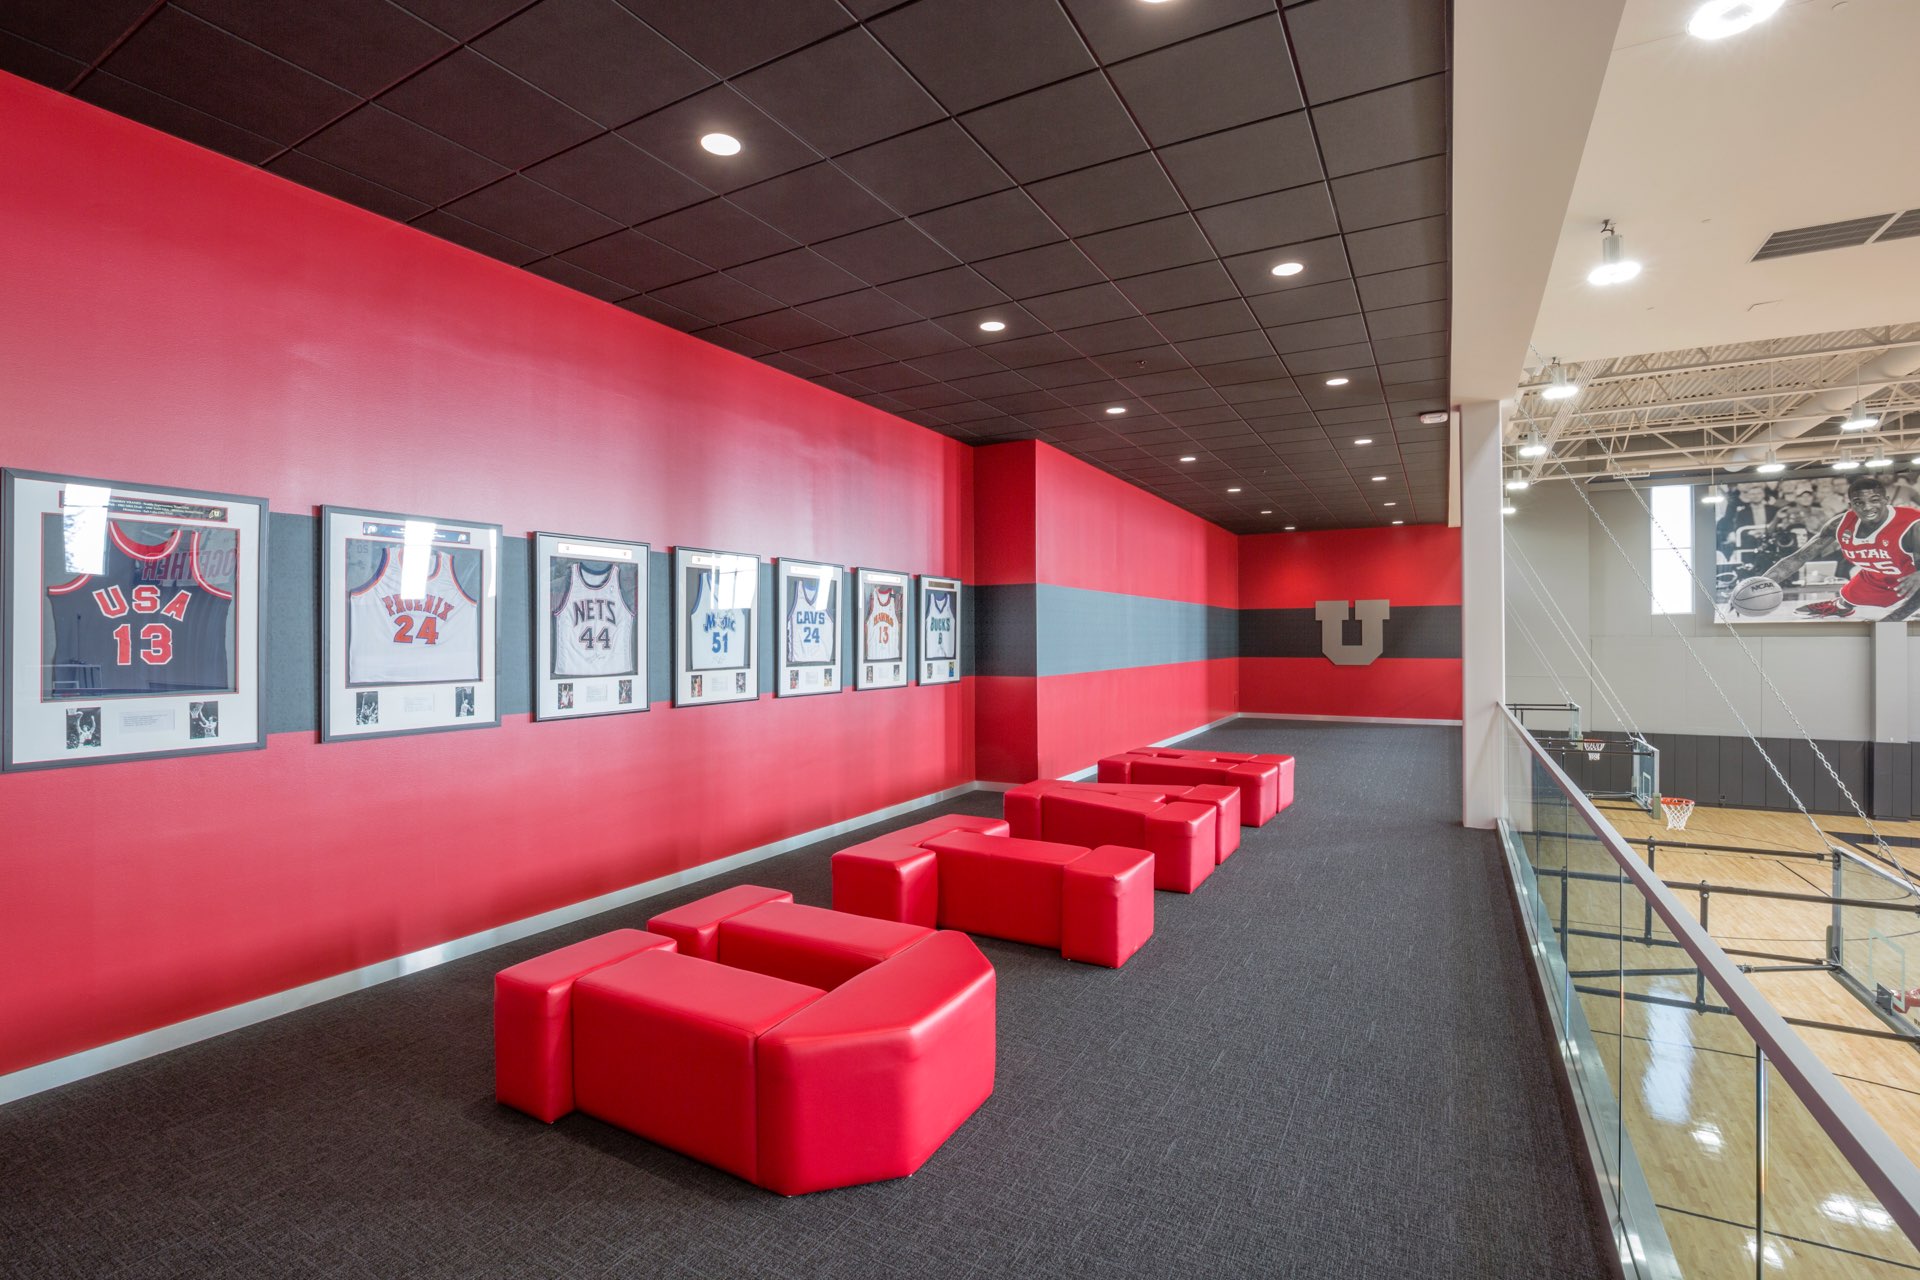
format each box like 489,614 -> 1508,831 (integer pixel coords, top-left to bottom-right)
1873,620 -> 1909,817
1460,399 -> 1509,827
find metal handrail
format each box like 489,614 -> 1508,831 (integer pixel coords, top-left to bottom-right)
1502,704 -> 1920,1242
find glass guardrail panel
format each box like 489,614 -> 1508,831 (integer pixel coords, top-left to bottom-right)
1833,850 -> 1920,1015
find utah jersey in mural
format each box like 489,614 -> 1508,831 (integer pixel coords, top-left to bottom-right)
1714,472 -> 1920,622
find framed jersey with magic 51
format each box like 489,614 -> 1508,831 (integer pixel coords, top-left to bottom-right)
672,546 -> 759,707
2,468 -> 267,770
533,532 -> 648,720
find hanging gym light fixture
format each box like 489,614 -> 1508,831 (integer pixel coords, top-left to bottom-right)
1540,359 -> 1579,401
1587,221 -> 1641,286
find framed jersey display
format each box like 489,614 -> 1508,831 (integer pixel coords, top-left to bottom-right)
854,567 -> 910,691
320,506 -> 500,741
775,558 -> 843,698
917,575 -> 962,685
533,532 -> 648,720
2,469 -> 267,770
673,546 -> 759,707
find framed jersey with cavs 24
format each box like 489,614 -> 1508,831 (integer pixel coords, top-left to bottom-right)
532,532 -> 648,720
320,506 -> 501,741
775,558 -> 843,698
917,575 -> 962,686
2,469 -> 267,770
854,567 -> 911,691
672,546 -> 760,707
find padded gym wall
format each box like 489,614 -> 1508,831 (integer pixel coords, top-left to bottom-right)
0,77 -> 974,1079
1240,525 -> 1463,720
974,442 -> 1238,782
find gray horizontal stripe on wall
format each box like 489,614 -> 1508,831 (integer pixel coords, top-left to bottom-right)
1239,605 -> 1462,660
972,583 -> 1236,678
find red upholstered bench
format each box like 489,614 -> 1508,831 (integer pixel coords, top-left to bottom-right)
1002,780 -> 1230,892
832,817 -> 1155,967
1005,779 -> 1241,865
495,887 -> 996,1196
1097,747 -> 1294,826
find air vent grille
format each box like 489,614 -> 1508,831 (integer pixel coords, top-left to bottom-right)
1752,214 -> 1895,261
1876,209 -> 1920,244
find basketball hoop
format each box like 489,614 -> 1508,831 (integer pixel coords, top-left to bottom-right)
1660,796 -> 1695,831
1580,738 -> 1605,763
1893,987 -> 1920,1016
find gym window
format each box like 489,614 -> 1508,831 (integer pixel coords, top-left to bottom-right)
1650,483 -> 1694,614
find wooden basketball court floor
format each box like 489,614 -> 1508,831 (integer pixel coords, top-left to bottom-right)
1530,798 -> 1920,1277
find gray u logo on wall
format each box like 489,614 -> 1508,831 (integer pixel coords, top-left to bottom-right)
1315,599 -> 1390,666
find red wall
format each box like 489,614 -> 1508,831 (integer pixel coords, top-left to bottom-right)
0,77 -> 974,1077
1240,525 -> 1462,720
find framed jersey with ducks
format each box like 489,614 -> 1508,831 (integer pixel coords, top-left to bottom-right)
533,532 -> 648,721
917,575 -> 962,686
2,468 -> 267,770
775,558 -> 843,698
854,567 -> 910,691
672,545 -> 759,707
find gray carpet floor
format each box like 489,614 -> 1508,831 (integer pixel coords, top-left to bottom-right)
0,720 -> 1612,1278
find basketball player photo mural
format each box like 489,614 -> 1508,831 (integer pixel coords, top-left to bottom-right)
917,575 -> 962,686
854,567 -> 911,690
532,532 -> 648,721
319,506 -> 501,741
2,469 -> 268,771
1712,471 -> 1920,623
672,546 -> 760,707
775,558 -> 843,698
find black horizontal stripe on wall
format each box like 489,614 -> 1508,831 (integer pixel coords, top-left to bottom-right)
1239,604 -> 1462,660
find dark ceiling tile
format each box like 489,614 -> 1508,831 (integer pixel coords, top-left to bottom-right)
1285,0 -> 1448,105
388,0 -> 526,42
473,0 -> 712,128
733,28 -> 944,157
814,220 -> 959,284
1122,367 -> 1209,393
0,30 -> 85,89
1380,357 -> 1448,385
1328,155 -> 1447,232
1265,313 -> 1370,355
1019,358 -> 1112,389
891,381 -> 977,408
914,187 -> 1063,261
1144,388 -> 1228,412
1059,0 -> 1270,63
618,294 -> 706,331
1193,184 -> 1341,259
521,255 -> 632,302
412,210 -> 543,266
640,198 -> 798,269
1248,278 -> 1362,326
1021,406 -> 1097,430
650,272 -> 782,325
99,7 -> 357,145
618,85 -> 821,194
1356,262 -> 1447,310
1283,342 -> 1376,376
1028,154 -> 1185,237
940,366 -> 1034,395
1197,356 -> 1291,387
869,0 -> 1093,113
797,288 -> 925,335
1346,215 -> 1448,276
1061,316 -> 1166,357
962,73 -> 1147,183
525,133 -> 712,224
1317,405 -> 1391,426
908,349 -> 1006,381
724,308 -> 842,349
634,0 -> 853,79
1078,215 -> 1214,278
860,320 -> 968,360
986,334 -> 1084,370
844,362 -> 934,393
758,351 -> 826,377
1157,114 -> 1322,212
267,150 -> 431,222
1311,75 -> 1447,179
179,0 -> 454,96
973,242 -> 1107,298
879,266 -> 1008,317
2,0 -> 147,61
1116,261 -> 1239,314
729,162 -> 894,243
1175,331 -> 1274,367
379,48 -> 600,169
724,248 -> 867,306
1107,17 -> 1302,146
444,175 -> 621,255
75,72 -> 281,164
1221,235 -> 1351,296
834,121 -> 1011,216
1052,379 -> 1134,406
1022,283 -> 1139,330
1371,330 -> 1447,363
558,230 -> 709,292
303,103 -> 508,206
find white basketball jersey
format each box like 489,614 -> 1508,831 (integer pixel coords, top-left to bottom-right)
347,548 -> 480,685
553,562 -> 635,677
786,579 -> 835,665
690,568 -> 748,670
865,585 -> 903,661
925,589 -> 957,659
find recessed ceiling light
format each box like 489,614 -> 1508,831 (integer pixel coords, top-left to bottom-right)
1587,221 -> 1641,286
1284,525 -> 1296,531
1354,437 -> 1372,445
1270,261 -> 1305,278
700,133 -> 742,156
1325,376 -> 1350,387
1687,0 -> 1784,41
1419,411 -> 1449,425
1391,520 -> 1404,526
1179,455 -> 1197,463
1384,501 -> 1397,507
1260,509 -> 1272,515
1227,487 -> 1242,493
978,320 -> 1006,332
1370,475 -> 1387,482
1105,406 -> 1126,415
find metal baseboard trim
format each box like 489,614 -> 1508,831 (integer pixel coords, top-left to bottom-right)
1236,711 -> 1463,726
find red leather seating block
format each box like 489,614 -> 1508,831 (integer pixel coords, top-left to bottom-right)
646,884 -> 793,961
831,842 -> 939,927
1098,747 -> 1293,825
718,900 -> 932,991
922,830 -> 1085,948
1060,845 -> 1155,968
572,949 -> 823,1183
494,928 -> 677,1123
1008,784 -> 1215,893
884,814 -> 1011,843
757,930 -> 996,1196
1013,779 -> 1240,863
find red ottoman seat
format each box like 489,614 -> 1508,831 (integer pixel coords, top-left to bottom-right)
1006,782 -> 1216,893
922,830 -> 1086,950
718,900 -> 932,990
647,884 -> 793,960
831,841 -> 939,928
1098,747 -> 1294,825
1061,845 -> 1156,968
1008,779 -> 1240,863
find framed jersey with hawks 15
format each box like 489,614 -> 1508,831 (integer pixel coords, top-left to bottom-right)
673,546 -> 760,707
854,567 -> 910,691
320,505 -> 501,741
2,468 -> 267,770
533,532 -> 648,720
917,575 -> 962,686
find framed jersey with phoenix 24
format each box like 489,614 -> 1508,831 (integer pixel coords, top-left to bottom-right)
673,546 -> 759,707
320,505 -> 500,742
775,558 -> 843,698
2,468 -> 267,770
917,575 -> 961,686
533,532 -> 648,720
855,567 -> 910,691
